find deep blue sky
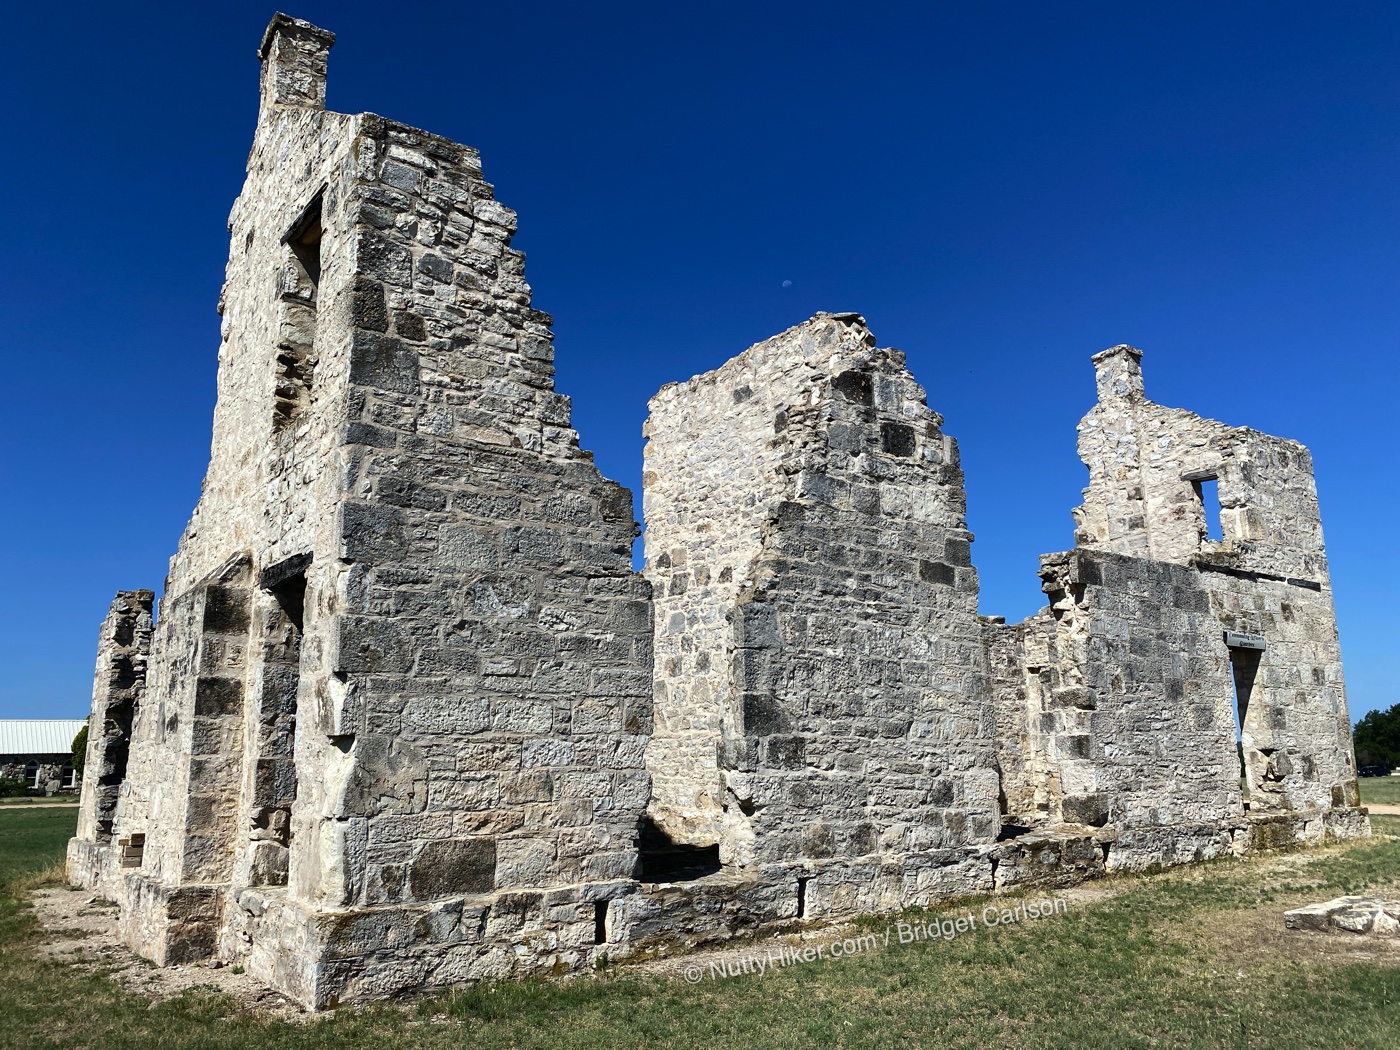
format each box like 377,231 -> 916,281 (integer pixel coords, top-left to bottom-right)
1,2 -> 1396,722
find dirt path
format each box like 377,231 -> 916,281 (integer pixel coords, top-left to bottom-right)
30,887 -> 309,1018
25,836 -> 1393,1018
0,802 -> 79,809
1367,805 -> 1400,815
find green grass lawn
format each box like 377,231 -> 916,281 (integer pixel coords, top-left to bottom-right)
0,806 -> 77,885
0,796 -> 80,806
1360,776 -> 1400,807
2,807 -> 1398,1050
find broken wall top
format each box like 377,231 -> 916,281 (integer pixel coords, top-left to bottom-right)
643,312 -> 992,862
1073,345 -> 1329,584
167,13 -> 604,596
645,311 -> 968,537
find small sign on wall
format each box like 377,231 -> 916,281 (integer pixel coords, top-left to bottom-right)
1225,631 -> 1266,651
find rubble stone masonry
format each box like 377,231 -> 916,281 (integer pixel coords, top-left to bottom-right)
70,14 -> 651,1007
70,15 -> 1367,1009
643,313 -> 999,902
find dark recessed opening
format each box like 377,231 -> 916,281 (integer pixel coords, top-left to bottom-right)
95,695 -> 135,841
636,815 -> 722,883
880,421 -> 916,457
831,369 -> 872,405
796,875 -> 812,918
263,555 -> 311,634
269,575 -> 306,634
1228,645 -> 1262,804
593,900 -> 608,944
283,192 -> 324,289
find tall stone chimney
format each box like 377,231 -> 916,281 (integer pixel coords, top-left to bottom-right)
257,13 -> 335,116
1092,343 -> 1145,401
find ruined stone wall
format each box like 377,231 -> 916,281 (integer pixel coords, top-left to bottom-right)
987,346 -> 1362,867
74,591 -> 154,851
70,14 -> 1370,1010
1074,345 -> 1329,581
0,759 -> 68,786
1072,346 -> 1357,814
247,110 -> 654,1004
1036,550 -> 1242,867
644,313 -> 998,881
73,14 -> 654,1009
982,615 -> 1043,825
1203,570 -> 1357,813
76,18 -> 362,964
641,322 -> 828,846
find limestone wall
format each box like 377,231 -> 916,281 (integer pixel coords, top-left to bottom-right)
73,591 -> 153,850
644,313 -> 999,873
641,319 -> 828,845
68,13 -> 1369,1010
72,14 -> 654,1007
985,347 -> 1363,870
1071,346 -> 1358,815
1204,571 -> 1357,813
301,109 -> 654,911
1035,551 -> 1241,853
1075,345 -> 1329,581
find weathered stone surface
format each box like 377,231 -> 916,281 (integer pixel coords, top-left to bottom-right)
69,13 -> 651,1009
68,15 -> 1370,1011
1285,896 -> 1400,935
984,346 -> 1362,869
68,590 -> 153,893
642,313 -> 996,878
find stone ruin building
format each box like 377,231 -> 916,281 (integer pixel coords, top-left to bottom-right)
69,14 -> 1368,1009
0,719 -> 88,794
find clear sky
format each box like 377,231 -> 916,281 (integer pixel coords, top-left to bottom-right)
1,2 -> 1396,723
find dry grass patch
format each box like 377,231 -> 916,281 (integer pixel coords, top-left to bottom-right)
3,808 -> 1399,1050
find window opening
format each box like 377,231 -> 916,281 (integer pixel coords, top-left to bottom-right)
274,192 -> 323,431
1191,475 -> 1224,542
1228,646 -> 1261,804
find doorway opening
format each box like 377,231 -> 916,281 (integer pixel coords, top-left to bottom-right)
1228,646 -> 1262,807
251,554 -> 310,886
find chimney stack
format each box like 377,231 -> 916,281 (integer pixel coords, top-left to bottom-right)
1091,344 -> 1145,402
258,13 -> 336,117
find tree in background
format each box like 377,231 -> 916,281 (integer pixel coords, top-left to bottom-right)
71,724 -> 88,780
1353,703 -> 1400,770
